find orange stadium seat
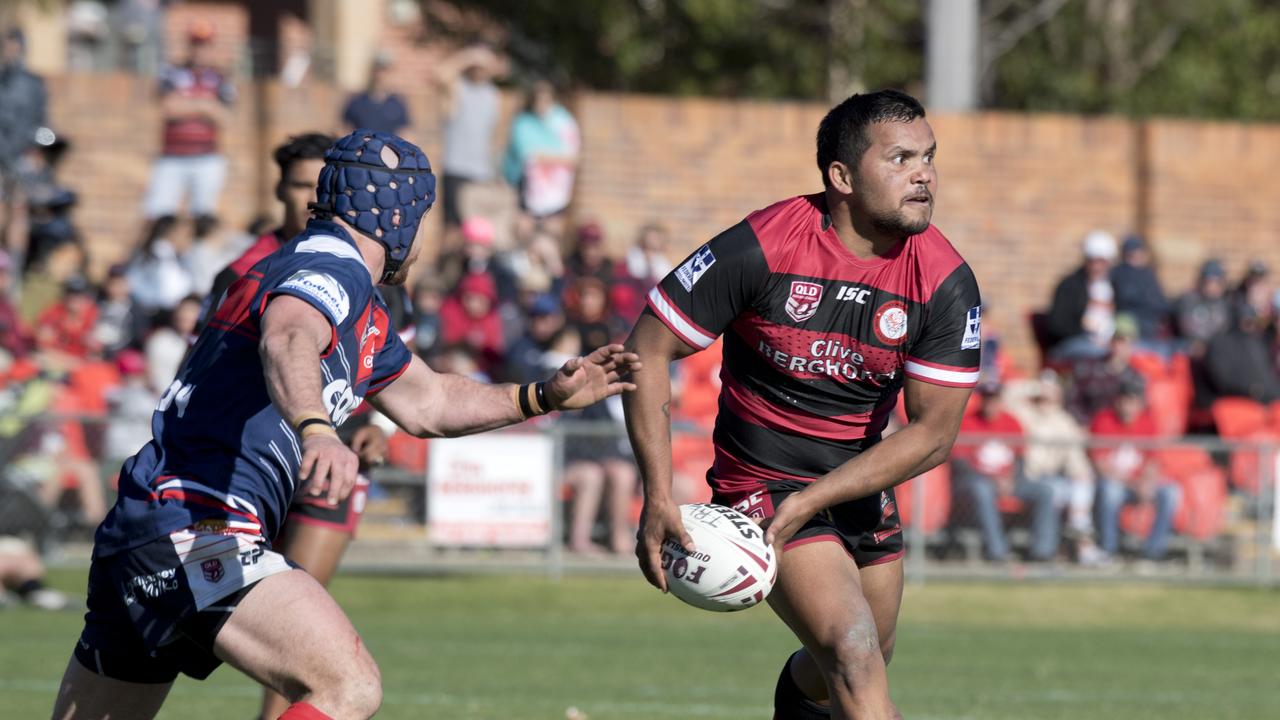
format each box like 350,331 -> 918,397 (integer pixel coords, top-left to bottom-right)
1212,398 -> 1268,438
1155,445 -> 1228,540
895,463 -> 951,536
1225,431 -> 1277,496
386,430 -> 429,474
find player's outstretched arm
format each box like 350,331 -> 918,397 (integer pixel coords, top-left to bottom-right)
260,296 -> 360,505
764,378 -> 971,549
369,344 -> 640,439
622,313 -> 701,592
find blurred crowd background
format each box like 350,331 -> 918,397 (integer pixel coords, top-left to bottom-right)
1,1 -> 1279,590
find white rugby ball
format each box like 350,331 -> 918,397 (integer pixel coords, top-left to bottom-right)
662,503 -> 778,612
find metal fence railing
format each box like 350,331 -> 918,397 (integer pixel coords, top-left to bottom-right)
2,414 -> 1277,584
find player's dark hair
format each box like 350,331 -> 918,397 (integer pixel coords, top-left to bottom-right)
816,89 -> 926,188
273,132 -> 335,178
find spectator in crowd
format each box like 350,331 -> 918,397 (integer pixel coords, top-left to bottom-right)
125,217 -> 195,318
92,263 -> 143,356
437,216 -> 517,301
342,53 -> 409,135
951,382 -> 1058,562
565,222 -> 616,286
1046,230 -> 1117,361
617,222 -> 674,321
1232,259 -> 1269,319
438,272 -> 506,377
1091,375 -> 1182,563
564,275 -> 628,352
1110,234 -> 1168,344
143,21 -> 234,234
0,250 -> 30,360
102,349 -> 156,464
505,222 -> 566,295
1203,280 -> 1280,404
435,44 -> 504,229
143,294 -> 201,393
0,28 -> 47,204
426,343 -> 490,383
506,293 -> 567,384
23,185 -> 78,276
411,276 -> 445,358
1006,373 -> 1104,564
18,235 -> 86,325
1174,259 -> 1231,357
0,535 -> 74,610
503,79 -> 580,225
34,275 -> 101,365
1066,313 -> 1146,423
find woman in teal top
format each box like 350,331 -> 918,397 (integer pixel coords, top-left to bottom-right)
503,80 -> 580,219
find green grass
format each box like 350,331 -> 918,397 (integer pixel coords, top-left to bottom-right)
5,570 -> 1279,719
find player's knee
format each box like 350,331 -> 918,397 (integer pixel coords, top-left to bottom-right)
311,651 -> 381,718
826,625 -> 885,691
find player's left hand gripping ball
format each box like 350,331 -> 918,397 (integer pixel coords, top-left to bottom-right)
545,344 -> 641,411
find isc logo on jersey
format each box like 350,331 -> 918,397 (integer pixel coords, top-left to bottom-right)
675,245 -> 716,292
280,270 -> 350,324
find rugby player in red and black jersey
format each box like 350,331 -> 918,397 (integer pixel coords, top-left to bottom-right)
625,90 -> 981,719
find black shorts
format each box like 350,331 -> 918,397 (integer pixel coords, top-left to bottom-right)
74,524 -> 294,684
712,478 -> 904,568
282,474 -> 369,538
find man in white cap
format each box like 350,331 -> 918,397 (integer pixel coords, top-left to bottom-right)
1045,229 -> 1118,361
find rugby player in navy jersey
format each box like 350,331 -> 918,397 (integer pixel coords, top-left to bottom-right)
625,90 -> 981,719
51,130 -> 640,720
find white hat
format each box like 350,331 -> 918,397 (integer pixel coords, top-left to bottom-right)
1082,230 -> 1117,261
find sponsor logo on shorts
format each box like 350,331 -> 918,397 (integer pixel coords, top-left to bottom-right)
123,568 -> 180,605
961,305 -> 982,350
873,301 -> 909,345
201,558 -> 225,583
280,270 -> 350,324
239,547 -> 265,567
193,519 -> 229,533
674,245 -> 716,291
785,281 -> 824,323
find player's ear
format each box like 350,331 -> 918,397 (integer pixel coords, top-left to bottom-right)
275,181 -> 288,203
827,161 -> 855,195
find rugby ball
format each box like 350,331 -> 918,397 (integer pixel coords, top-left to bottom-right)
662,503 -> 778,612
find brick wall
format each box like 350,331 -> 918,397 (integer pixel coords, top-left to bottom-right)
43,75 -> 1280,370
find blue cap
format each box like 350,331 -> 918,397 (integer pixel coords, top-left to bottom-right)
313,130 -> 436,283
528,293 -> 561,316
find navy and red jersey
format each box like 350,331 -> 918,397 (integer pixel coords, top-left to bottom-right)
158,63 -> 235,156
93,219 -> 412,557
647,194 -> 982,484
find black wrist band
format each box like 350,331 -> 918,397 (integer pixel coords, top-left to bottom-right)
534,381 -> 550,413
517,384 -> 536,419
296,417 -> 333,433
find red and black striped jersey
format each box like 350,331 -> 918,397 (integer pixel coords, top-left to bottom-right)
646,194 -> 981,483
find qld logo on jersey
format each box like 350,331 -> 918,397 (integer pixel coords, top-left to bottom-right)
873,301 -> 909,345
675,245 -> 716,292
785,281 -> 824,323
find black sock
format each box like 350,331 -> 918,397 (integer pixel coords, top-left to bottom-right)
774,651 -> 830,720
14,579 -> 44,599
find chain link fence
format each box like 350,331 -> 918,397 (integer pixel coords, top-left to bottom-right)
3,414 -> 1277,584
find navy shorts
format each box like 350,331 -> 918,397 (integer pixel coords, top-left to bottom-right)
74,523 -> 294,683
713,479 -> 904,567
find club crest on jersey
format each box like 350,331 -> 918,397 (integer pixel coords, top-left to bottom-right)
873,301 -> 909,345
785,281 -> 824,323
201,558 -> 225,583
675,245 -> 716,292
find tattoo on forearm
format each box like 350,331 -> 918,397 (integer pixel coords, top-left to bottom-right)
661,401 -> 670,418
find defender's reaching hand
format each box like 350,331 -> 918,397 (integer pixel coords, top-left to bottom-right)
545,343 -> 641,411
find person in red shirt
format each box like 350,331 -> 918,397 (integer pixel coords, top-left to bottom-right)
952,382 -> 1059,561
1090,374 -> 1182,560
439,271 -> 506,376
141,21 -> 235,234
34,275 -> 100,363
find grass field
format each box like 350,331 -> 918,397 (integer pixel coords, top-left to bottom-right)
4,569 -> 1279,719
